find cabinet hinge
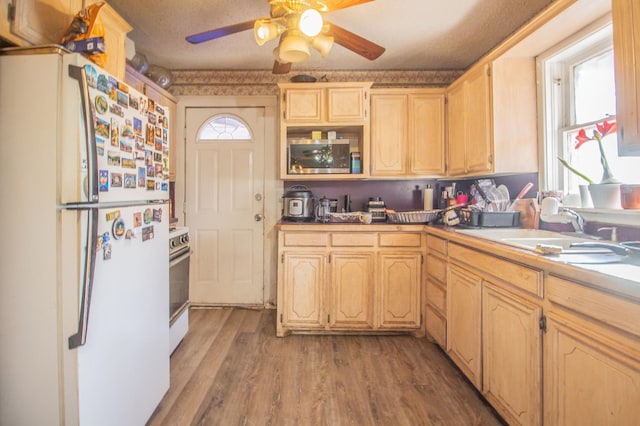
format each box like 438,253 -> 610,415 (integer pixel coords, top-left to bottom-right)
486,66 -> 492,77
281,253 -> 284,263
327,314 -> 330,323
444,96 -> 448,105
280,314 -> 283,323
328,255 -> 331,264
488,154 -> 493,164
7,2 -> 15,21
421,254 -> 424,264
539,315 -> 547,333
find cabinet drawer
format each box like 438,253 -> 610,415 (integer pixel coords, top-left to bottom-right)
331,233 -> 376,247
449,243 -> 542,297
427,254 -> 447,285
426,279 -> 446,314
547,275 -> 640,337
282,232 -> 328,247
427,235 -> 448,256
426,307 -> 446,348
379,233 -> 422,247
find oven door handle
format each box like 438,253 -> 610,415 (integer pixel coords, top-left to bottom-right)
170,249 -> 193,267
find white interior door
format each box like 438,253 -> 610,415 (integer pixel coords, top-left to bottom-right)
185,107 -> 265,305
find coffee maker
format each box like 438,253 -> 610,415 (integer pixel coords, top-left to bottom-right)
365,197 -> 387,222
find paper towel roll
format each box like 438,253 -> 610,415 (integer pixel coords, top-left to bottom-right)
423,186 -> 434,211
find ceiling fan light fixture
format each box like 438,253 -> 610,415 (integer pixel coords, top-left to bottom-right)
278,30 -> 310,63
254,19 -> 281,46
311,33 -> 334,57
299,8 -> 323,37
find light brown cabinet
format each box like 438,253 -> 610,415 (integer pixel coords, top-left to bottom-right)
1,0 -> 81,46
370,89 -> 446,177
446,262 -> 482,388
612,0 -> 640,156
278,82 -> 372,180
125,65 -> 177,181
277,228 -> 423,337
446,57 -> 538,177
378,253 -> 422,329
483,282 -> 542,426
425,235 -> 447,348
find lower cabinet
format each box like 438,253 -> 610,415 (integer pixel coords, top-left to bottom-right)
447,263 -> 482,388
277,229 -> 423,337
329,252 -> 375,329
378,253 -> 422,329
544,312 -> 640,425
483,282 -> 542,426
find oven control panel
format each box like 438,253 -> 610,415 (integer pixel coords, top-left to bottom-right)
169,227 -> 190,255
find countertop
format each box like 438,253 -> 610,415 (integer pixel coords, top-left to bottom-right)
276,221 -> 640,300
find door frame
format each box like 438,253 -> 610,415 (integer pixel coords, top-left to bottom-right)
175,96 -> 279,307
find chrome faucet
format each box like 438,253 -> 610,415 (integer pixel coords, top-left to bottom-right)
559,207 -> 584,233
597,226 -> 618,242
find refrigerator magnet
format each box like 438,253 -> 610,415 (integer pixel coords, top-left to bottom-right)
146,179 -> 155,191
98,170 -> 109,192
110,118 -> 119,146
122,157 -> 136,169
133,212 -> 142,227
143,208 -> 153,224
107,151 -> 121,167
105,210 -> 120,222
95,117 -> 109,138
124,173 -> 136,188
125,229 -> 135,240
84,65 -> 98,88
111,173 -> 123,188
97,74 -> 110,94
133,117 -> 142,136
141,226 -> 154,242
129,95 -> 139,110
120,139 -> 133,154
153,208 -> 162,222
109,103 -> 124,118
161,182 -> 168,191
103,243 -> 112,260
108,77 -> 118,100
138,167 -> 146,188
95,95 -> 107,114
112,218 -> 126,240
116,90 -> 128,108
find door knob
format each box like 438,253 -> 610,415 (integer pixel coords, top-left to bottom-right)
255,214 -> 264,221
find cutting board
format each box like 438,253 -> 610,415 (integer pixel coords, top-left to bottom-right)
512,198 -> 540,229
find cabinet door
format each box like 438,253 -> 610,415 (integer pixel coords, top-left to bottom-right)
281,252 -> 326,330
284,88 -> 323,122
11,0 -> 81,45
613,0 -> 640,156
483,283 -> 542,426
329,252 -> 375,329
328,87 -> 367,121
370,94 -> 408,175
464,63 -> 493,174
378,253 -> 421,329
446,82 -> 467,176
544,312 -> 640,425
409,94 -> 446,175
447,263 -> 482,388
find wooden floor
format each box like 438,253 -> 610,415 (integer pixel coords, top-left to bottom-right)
148,308 -> 503,426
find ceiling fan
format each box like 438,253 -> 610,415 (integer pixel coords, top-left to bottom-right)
185,0 -> 385,74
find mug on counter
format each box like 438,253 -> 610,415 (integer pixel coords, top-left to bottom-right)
359,212 -> 373,224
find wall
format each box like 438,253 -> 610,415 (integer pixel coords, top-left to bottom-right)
169,69 -> 463,96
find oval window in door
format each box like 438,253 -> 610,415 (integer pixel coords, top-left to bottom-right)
197,115 -> 252,140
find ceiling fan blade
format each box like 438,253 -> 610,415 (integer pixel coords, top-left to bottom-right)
273,60 -> 292,74
186,20 -> 256,44
328,21 -> 385,60
322,0 -> 375,12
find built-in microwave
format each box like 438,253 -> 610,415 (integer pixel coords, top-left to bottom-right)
287,138 -> 352,174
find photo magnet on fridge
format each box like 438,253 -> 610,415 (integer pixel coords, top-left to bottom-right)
105,210 -> 121,222
143,208 -> 153,224
112,218 -> 126,240
95,117 -> 110,138
111,173 -> 122,188
103,243 -> 112,260
95,95 -> 107,114
98,169 -> 109,192
153,208 -> 162,222
141,225 -> 154,242
133,212 -> 142,227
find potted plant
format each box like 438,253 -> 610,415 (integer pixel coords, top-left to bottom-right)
558,119 -> 621,209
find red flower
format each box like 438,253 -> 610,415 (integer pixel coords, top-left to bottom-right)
596,120 -> 617,137
575,128 -> 591,149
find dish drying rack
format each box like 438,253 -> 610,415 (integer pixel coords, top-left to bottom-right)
386,210 -> 441,224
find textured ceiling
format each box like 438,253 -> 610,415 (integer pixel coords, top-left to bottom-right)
107,0 -> 554,72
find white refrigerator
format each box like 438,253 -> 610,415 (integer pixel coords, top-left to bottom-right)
0,47 -> 170,425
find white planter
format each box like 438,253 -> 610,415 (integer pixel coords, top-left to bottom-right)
588,183 -> 622,209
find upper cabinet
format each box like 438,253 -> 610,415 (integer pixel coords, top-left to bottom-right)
1,0 -> 81,46
370,88 -> 446,178
446,58 -> 538,177
278,82 -> 372,180
1,1 -> 131,80
612,0 -> 640,156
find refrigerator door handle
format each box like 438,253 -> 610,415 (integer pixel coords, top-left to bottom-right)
68,64 -> 99,203
69,208 -> 99,349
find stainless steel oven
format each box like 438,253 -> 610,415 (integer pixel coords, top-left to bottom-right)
169,227 -> 191,354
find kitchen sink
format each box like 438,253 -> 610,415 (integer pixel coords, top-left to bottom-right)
455,228 -> 602,251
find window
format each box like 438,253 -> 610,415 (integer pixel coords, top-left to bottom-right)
539,19 -> 639,198
198,115 -> 252,140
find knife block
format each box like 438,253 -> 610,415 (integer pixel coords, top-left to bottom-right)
512,198 -> 540,229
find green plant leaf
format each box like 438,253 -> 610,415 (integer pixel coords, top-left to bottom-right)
558,157 -> 594,184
